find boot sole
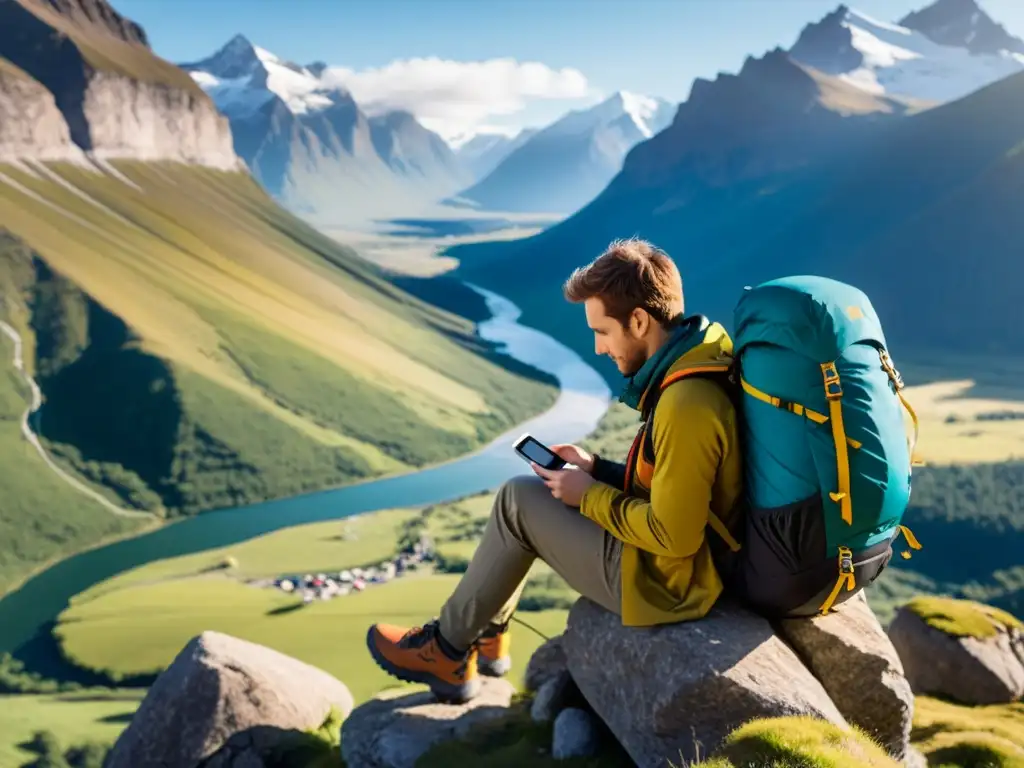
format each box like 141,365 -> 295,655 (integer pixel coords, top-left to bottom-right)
478,656 -> 511,677
365,627 -> 481,704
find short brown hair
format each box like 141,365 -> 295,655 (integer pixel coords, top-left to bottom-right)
562,237 -> 683,326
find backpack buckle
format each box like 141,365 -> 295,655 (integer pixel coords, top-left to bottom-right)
838,546 -> 854,574
821,362 -> 843,399
879,349 -> 905,390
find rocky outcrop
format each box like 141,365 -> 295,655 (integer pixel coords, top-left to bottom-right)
561,597 -> 849,767
777,592 -> 914,759
339,678 -> 515,768
19,0 -> 148,45
0,0 -> 240,168
523,634 -> 567,692
104,631 -> 353,768
0,59 -> 83,162
79,71 -> 237,167
888,598 -> 1024,705
108,592 -> 950,768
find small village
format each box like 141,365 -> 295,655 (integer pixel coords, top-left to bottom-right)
251,530 -> 437,605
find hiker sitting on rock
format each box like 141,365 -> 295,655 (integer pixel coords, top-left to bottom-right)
366,238 -> 744,703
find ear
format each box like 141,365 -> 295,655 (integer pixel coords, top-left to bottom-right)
628,307 -> 650,337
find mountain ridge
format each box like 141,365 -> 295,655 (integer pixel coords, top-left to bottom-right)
898,0 -> 1024,55
788,2 -> 1024,105
447,90 -> 675,215
180,35 -> 471,226
450,31 -> 1024,381
0,0 -> 238,168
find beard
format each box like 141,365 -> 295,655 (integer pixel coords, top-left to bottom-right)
619,347 -> 649,377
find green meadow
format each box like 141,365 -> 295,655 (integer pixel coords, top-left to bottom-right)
0,403 -> 1021,765
0,160 -> 558,596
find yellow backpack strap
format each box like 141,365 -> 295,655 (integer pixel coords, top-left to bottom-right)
879,349 -> 925,467
739,377 -> 862,449
821,362 -> 853,526
707,511 -> 741,552
893,524 -> 923,560
818,546 -> 856,614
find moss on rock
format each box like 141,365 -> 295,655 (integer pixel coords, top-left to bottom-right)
911,696 -> 1024,768
905,596 -> 1023,639
704,716 -> 899,768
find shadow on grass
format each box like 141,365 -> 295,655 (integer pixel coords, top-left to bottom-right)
266,602 -> 305,617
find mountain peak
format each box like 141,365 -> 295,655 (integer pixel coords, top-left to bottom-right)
545,90 -> 673,141
183,38 -> 349,117
898,0 -> 1024,55
181,34 -> 262,81
786,2 -> 1024,104
222,33 -> 255,55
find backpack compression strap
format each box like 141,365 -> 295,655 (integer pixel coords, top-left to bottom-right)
739,366 -> 861,526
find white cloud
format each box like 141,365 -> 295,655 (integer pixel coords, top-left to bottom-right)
320,57 -> 595,141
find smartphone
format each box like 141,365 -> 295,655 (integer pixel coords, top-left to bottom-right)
513,433 -> 566,470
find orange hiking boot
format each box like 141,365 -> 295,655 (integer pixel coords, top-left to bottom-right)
366,619 -> 480,703
476,622 -> 511,677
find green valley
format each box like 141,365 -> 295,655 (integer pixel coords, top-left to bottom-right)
0,159 -> 557,597
0,402 -> 1017,766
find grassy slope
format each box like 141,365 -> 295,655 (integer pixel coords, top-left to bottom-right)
52,498 -> 571,701
0,160 -> 556,594
9,404 -> 1024,765
0,688 -> 143,768
0,311 -> 146,597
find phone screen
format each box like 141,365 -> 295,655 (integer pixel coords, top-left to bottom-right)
519,438 -> 558,465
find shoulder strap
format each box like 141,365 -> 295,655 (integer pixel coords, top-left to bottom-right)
638,362 -> 742,554
641,363 -> 735,464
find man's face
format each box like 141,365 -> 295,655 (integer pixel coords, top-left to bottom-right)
584,297 -> 649,376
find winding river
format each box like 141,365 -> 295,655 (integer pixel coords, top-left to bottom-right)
0,283 -> 613,655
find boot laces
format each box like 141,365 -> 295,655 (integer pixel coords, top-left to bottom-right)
397,620 -> 440,649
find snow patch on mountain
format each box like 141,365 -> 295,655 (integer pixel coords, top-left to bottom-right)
619,91 -> 675,137
790,5 -> 1024,104
842,9 -> 1024,100
182,35 -> 346,117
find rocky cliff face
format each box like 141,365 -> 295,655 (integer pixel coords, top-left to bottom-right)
0,58 -> 82,161
18,0 -> 148,45
78,71 -> 237,166
899,0 -> 1024,55
179,35 -> 472,224
0,0 -> 240,169
616,48 -> 899,193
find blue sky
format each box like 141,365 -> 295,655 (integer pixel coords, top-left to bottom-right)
114,0 -> 1024,140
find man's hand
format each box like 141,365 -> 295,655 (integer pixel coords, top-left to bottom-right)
532,464 -> 596,508
550,444 -> 594,474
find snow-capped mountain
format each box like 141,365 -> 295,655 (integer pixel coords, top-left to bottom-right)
449,91 -> 676,215
454,128 -> 538,182
788,1 -> 1024,104
179,35 -> 470,225
899,0 -> 1024,56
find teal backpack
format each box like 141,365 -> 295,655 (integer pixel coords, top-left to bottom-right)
712,275 -> 924,618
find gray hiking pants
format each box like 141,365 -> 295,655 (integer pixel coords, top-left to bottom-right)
438,474 -> 623,650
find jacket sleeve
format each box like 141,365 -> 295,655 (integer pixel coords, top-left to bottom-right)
579,380 -> 729,557
590,454 -> 627,490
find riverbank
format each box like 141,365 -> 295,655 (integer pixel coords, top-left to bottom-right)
0,282 -> 611,662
